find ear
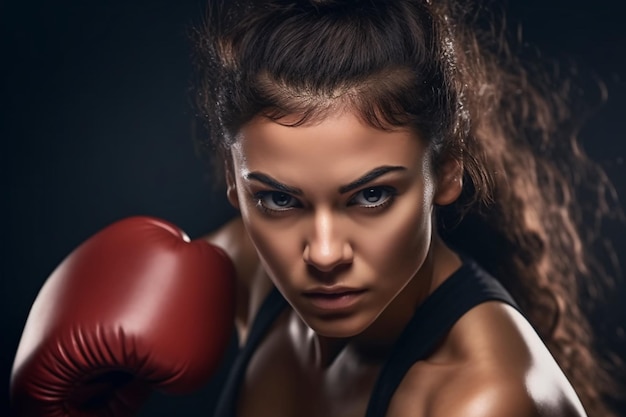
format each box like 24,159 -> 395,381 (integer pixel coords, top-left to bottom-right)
434,157 -> 463,206
224,159 -> 240,209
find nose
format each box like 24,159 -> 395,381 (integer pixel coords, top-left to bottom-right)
302,209 -> 353,273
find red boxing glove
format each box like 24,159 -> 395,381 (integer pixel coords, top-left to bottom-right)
11,216 -> 236,417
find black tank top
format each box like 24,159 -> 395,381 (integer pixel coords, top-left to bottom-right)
214,258 -> 519,417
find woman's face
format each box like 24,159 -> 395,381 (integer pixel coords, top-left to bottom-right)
228,110 -> 459,338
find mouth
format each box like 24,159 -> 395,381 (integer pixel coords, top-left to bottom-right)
302,287 -> 367,311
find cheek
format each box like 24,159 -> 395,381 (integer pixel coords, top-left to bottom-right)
250,227 -> 298,276
359,195 -> 433,282
238,199 -> 302,282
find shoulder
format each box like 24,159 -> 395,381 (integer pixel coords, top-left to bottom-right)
427,366 -> 585,417
388,301 -> 586,417
204,216 -> 262,291
203,217 -> 274,344
390,355 -> 542,417
432,373 -> 540,417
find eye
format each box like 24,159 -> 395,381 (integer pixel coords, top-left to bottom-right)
254,191 -> 301,212
349,186 -> 396,208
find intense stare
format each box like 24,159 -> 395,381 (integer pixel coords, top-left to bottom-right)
225,110 -> 462,338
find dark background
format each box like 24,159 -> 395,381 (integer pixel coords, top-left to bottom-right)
2,1 -> 625,416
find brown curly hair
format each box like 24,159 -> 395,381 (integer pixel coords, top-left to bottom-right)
191,0 -> 622,415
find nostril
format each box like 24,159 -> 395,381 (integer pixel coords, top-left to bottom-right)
303,249 -> 344,272
305,263 -> 352,282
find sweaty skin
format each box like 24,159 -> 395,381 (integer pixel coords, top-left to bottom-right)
206,110 -> 587,417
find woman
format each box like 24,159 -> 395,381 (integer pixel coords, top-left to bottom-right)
193,0 -> 619,416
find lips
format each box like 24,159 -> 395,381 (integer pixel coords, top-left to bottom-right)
302,287 -> 367,311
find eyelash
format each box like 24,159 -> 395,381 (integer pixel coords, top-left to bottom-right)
252,186 -> 397,215
348,186 -> 397,210
253,191 -> 301,215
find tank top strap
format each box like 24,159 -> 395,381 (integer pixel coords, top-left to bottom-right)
213,286 -> 288,417
364,259 -> 519,417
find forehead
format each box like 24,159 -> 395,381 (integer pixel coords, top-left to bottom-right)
232,111 -> 429,178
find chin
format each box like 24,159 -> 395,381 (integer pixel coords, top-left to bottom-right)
305,314 -> 375,339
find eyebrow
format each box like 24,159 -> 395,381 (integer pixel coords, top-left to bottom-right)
245,172 -> 304,195
244,165 -> 407,196
338,165 -> 407,194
